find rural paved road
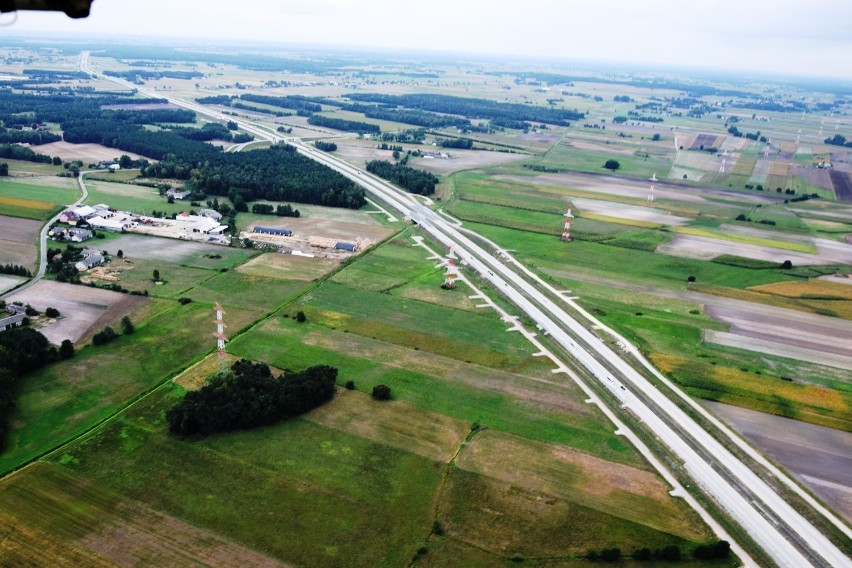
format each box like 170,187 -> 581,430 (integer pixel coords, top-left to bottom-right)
85,52 -> 852,568
1,170 -> 90,301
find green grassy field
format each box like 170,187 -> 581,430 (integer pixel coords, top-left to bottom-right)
82,180 -> 210,216
0,300 -> 263,475
0,179 -> 80,219
467,222 -> 795,289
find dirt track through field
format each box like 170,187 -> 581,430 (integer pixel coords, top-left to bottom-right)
704,401 -> 852,523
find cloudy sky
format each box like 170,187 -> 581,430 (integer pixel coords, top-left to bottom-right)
6,0 -> 852,79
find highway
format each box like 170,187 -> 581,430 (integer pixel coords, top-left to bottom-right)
82,53 -> 852,567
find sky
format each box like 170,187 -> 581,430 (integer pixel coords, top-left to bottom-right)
5,0 -> 852,80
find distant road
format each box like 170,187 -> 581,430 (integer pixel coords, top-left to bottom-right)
1,171 -> 90,301
83,52 -> 852,567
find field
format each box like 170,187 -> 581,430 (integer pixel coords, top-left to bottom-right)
32,141 -> 146,164
4,280 -> 141,344
4,44 -> 852,567
0,299 -> 263,474
0,214 -> 41,271
704,401 -> 852,523
0,178 -> 80,220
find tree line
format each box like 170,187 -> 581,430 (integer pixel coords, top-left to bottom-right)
348,93 -> 584,126
144,144 -> 365,209
307,115 -> 381,135
0,264 -> 31,277
366,159 -> 439,195
0,325 -> 73,452
167,360 -> 338,436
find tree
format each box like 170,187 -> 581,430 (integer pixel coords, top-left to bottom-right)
687,275 -> 696,283
45,307 -> 60,318
295,310 -> 307,323
0,163 -> 8,176
117,249 -> 124,258
780,260 -> 793,269
118,154 -> 134,169
372,384 -> 392,400
59,339 -> 75,359
226,120 -> 238,131
603,159 -> 620,171
52,156 -> 62,166
121,316 -> 135,335
153,269 -> 160,282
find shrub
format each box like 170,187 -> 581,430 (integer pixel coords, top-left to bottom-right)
59,339 -> 74,359
371,384 -> 392,400
687,275 -> 696,283
45,307 -> 60,318
121,316 -> 135,335
295,310 -> 307,323
178,297 -> 193,305
344,380 -> 355,390
603,159 -> 620,171
92,326 -> 117,346
780,260 -> 793,269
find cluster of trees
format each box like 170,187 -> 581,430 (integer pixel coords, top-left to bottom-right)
437,138 -> 473,149
196,95 -> 232,105
0,128 -> 61,145
251,203 -> 301,217
626,111 -> 664,123
348,93 -> 584,126
307,115 -> 381,135
365,159 -> 439,195
168,122 -> 234,142
613,95 -> 634,102
239,94 -> 322,113
91,317 -> 135,346
380,129 -> 427,144
0,143 -> 55,164
166,360 -> 338,437
145,144 -> 365,209
0,326 -> 67,451
0,264 -> 31,277
103,69 -> 203,82
362,107 -> 470,129
824,134 -> 852,148
314,140 -> 337,152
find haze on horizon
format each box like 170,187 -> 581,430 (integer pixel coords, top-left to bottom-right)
4,0 -> 852,81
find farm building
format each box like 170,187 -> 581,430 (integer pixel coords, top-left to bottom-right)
174,213 -> 221,234
68,228 -> 93,242
335,242 -> 356,252
74,250 -> 105,272
199,208 -> 223,221
166,189 -> 192,200
253,226 -> 292,237
88,215 -> 130,232
59,205 -> 97,225
0,313 -> 25,331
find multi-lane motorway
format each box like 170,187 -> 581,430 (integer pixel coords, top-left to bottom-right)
82,53 -> 851,567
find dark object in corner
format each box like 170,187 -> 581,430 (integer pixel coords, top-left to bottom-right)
0,0 -> 92,19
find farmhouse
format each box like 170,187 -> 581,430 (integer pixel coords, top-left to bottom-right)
74,250 -> 105,272
67,227 -> 93,242
253,226 -> 292,237
59,205 -> 97,225
0,312 -> 25,331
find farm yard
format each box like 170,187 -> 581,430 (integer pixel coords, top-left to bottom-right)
4,280 -> 141,344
